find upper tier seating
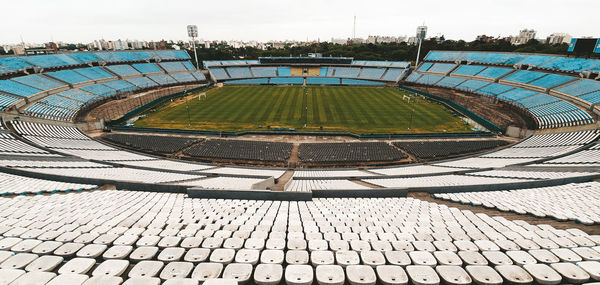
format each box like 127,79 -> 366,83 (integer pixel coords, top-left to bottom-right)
358,68 -> 386,80
381,68 -> 406,82
22,54 -> 81,68
251,67 -> 277,77
68,52 -> 101,63
11,75 -> 65,92
105,65 -> 141,77
126,76 -> 159,88
73,67 -> 115,80
0,57 -> 33,74
226,67 -> 253,79
45,70 -> 92,84
103,80 -> 138,93
474,67 -> 513,80
159,62 -> 188,72
132,63 -> 163,74
425,50 -> 600,73
95,51 -> 141,63
452,65 -> 486,76
0,80 -> 42,97
426,63 -> 457,74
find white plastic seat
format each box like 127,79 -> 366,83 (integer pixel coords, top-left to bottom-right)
10,271 -> 56,285
309,240 -> 329,251
0,268 -> 25,284
329,241 -> 349,252
375,265 -> 408,285
406,265 -> 440,285
222,263 -> 253,283
315,265 -> 345,285
433,251 -> 462,266
184,248 -> 210,263
577,261 -> 600,281
286,250 -> 309,265
222,238 -> 243,250
482,251 -> 513,266
384,251 -> 411,266
465,265 -> 503,285
32,241 -> 62,255
181,237 -> 203,248
529,249 -> 560,264
346,265 -> 377,285
157,247 -> 185,262
245,238 -> 265,250
102,246 -> 133,259
11,239 -> 42,253
46,273 -> 90,285
54,243 -> 84,257
409,251 -> 436,267
203,278 -> 237,285
507,250 -> 538,265
523,263 -> 562,285
573,247 -> 600,261
160,261 -> 194,279
92,259 -> 129,277
191,262 -> 223,282
58,258 -> 96,274
391,241 -> 414,251
311,250 -> 334,266
209,248 -> 235,264
435,265 -> 471,285
360,251 -> 386,267
76,244 -> 107,258
235,249 -> 260,264
129,246 -> 158,261
551,262 -> 590,283
128,260 -> 164,278
0,253 -> 38,269
335,250 -> 359,267
24,255 -> 63,272
495,264 -> 534,285
285,264 -> 313,285
254,264 -> 283,285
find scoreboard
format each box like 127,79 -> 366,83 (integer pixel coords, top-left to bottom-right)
568,38 -> 600,54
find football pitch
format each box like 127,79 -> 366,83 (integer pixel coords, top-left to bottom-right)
134,86 -> 474,134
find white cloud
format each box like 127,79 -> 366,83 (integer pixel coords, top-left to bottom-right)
1,0 -> 597,44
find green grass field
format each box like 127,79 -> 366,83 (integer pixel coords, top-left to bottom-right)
134,86 -> 473,134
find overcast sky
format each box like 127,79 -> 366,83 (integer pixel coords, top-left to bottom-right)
1,0 -> 598,45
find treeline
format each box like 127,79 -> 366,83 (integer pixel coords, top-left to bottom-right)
185,39 -> 573,66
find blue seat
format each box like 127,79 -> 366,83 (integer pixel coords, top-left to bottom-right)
159,62 -> 187,72
74,67 -> 115,80
46,70 -> 92,84
0,80 -> 42,97
306,77 -> 340,85
105,65 -> 141,76
270,77 -> 303,84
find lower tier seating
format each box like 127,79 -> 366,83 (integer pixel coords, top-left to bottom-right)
183,139 -> 293,162
299,142 -> 407,163
102,133 -> 203,154
394,140 -> 509,159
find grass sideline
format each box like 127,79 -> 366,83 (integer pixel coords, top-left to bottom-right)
134,86 -> 474,134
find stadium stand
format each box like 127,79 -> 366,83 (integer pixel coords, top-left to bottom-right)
102,133 -> 202,154
299,142 -> 407,163
184,139 -> 293,162
270,77 -> 304,85
0,80 -> 41,97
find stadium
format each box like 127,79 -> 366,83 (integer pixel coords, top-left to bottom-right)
1,7 -> 600,285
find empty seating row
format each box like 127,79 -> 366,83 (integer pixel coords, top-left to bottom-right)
183,139 -> 293,162
0,172 -> 97,195
299,142 -> 407,163
424,50 -> 600,73
393,140 -> 509,159
0,51 -> 191,75
434,181 -> 600,224
102,133 -> 203,154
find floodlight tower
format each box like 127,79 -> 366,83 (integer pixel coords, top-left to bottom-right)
187,25 -> 200,70
415,25 -> 428,67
